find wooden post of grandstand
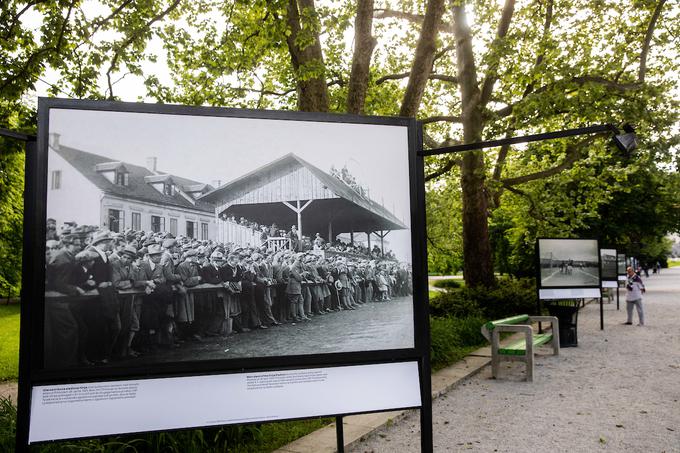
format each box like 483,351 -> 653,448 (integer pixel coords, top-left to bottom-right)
366,231 -> 371,251
350,231 -> 354,245
283,199 -> 313,242
328,222 -> 333,243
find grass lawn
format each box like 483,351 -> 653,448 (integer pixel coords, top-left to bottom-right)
0,304 -> 20,381
667,260 -> 680,268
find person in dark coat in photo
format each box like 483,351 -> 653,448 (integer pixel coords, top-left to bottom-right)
134,243 -> 174,351
253,252 -> 279,327
176,248 -> 203,340
222,251 -> 245,333
286,254 -> 309,322
112,245 -> 141,358
200,250 -> 229,336
86,231 -> 121,364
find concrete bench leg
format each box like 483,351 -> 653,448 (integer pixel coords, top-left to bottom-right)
525,329 -> 534,382
491,330 -> 500,379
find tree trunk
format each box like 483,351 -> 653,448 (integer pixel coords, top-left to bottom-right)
399,0 -> 446,117
346,0 -> 376,114
453,4 -> 495,287
285,0 -> 329,112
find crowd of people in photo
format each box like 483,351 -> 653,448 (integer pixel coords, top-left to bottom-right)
218,216 -> 397,261
44,219 -> 412,369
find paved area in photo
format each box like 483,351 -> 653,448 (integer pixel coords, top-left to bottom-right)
111,296 -> 414,366
541,266 -> 600,286
349,267 -> 680,452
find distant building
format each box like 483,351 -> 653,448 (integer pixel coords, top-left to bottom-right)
47,133 -> 217,240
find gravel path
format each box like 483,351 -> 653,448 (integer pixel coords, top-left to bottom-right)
350,267 -> 680,452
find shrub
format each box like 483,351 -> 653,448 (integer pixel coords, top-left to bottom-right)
430,315 -> 486,370
432,279 -> 462,290
430,277 -> 537,320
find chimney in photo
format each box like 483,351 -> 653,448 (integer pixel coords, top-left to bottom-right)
146,157 -> 158,173
49,133 -> 61,150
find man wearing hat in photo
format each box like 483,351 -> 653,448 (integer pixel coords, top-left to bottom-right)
253,252 -> 280,327
86,230 -> 121,364
272,251 -> 290,323
199,250 -> 231,336
286,253 -> 309,322
176,248 -> 203,341
112,245 -> 142,358
223,251 -> 247,333
332,257 -> 354,310
134,243 -> 174,351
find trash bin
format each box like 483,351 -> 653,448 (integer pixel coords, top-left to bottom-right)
544,299 -> 581,347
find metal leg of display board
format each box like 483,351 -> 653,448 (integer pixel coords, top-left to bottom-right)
336,416 -> 344,452
420,357 -> 434,452
616,286 -> 620,310
600,297 -> 604,330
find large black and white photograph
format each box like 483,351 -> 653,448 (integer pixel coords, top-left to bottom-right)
42,105 -> 416,371
600,248 -> 618,280
538,239 -> 600,288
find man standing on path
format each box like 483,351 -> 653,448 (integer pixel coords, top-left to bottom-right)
624,265 -> 646,326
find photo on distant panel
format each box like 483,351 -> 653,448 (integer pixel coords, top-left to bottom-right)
537,238 -> 600,288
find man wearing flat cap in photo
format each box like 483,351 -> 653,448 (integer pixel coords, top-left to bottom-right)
253,252 -> 279,327
176,248 -> 203,341
112,245 -> 142,358
134,243 -> 174,351
86,231 -> 121,364
286,253 -> 309,322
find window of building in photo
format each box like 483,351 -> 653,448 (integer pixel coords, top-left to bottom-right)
108,209 -> 124,233
50,170 -> 61,190
151,215 -> 165,233
115,170 -> 129,186
170,218 -> 178,236
131,212 -> 141,231
186,221 -> 196,239
201,222 -> 209,240
164,183 -> 174,196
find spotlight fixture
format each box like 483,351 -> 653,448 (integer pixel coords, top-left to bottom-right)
612,123 -> 638,156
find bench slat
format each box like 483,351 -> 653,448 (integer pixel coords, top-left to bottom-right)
484,314 -> 530,333
498,333 -> 553,356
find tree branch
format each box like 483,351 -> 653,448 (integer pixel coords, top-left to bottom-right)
376,72 -> 458,85
490,76 -> 642,119
424,156 -> 462,182
639,0 -> 666,83
105,0 -> 181,99
421,115 -> 462,124
479,0 -> 516,107
500,136 -> 596,186
2,0 -> 46,40
347,0 -> 377,114
399,0 -> 447,117
501,183 -> 543,220
373,8 -> 454,33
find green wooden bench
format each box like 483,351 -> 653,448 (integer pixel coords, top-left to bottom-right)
481,314 -> 560,382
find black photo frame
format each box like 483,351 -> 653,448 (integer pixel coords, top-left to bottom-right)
17,98 -> 431,448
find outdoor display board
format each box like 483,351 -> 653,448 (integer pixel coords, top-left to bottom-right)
536,238 -> 602,299
600,248 -> 618,288
17,98 -> 430,446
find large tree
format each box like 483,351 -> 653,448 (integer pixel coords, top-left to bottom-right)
2,0 -> 678,288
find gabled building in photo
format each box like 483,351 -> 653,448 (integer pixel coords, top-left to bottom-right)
47,133 -> 217,240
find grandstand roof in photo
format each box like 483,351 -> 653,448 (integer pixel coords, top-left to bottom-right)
199,153 -> 409,235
